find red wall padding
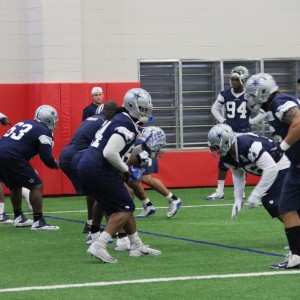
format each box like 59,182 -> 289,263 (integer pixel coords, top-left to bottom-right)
151,150 -> 259,188
0,83 -> 258,195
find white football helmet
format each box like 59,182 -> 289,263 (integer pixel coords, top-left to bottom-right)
123,88 -> 153,124
34,105 -> 58,131
141,126 -> 166,155
230,66 -> 249,86
245,73 -> 279,112
207,124 -> 236,157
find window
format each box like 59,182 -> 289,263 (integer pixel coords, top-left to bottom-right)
139,59 -> 300,150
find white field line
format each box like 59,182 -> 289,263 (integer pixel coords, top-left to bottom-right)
41,203 -> 233,215
1,270 -> 300,293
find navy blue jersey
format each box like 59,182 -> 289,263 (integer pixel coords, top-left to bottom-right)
0,120 -> 56,168
221,134 -> 280,176
78,112 -> 138,178
82,103 -> 98,121
59,114 -> 105,195
268,93 -> 300,165
219,89 -> 251,132
76,112 -> 138,215
69,114 -> 105,151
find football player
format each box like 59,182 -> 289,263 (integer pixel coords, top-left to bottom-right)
60,100 -> 118,234
0,112 -> 14,224
0,105 -> 60,230
207,124 -> 290,220
76,88 -> 161,263
129,126 -> 182,218
245,73 -> 300,269
206,66 -> 267,200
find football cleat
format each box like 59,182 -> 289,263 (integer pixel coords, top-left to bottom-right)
0,212 -> 13,224
129,244 -> 162,257
205,192 -> 224,200
86,231 -> 114,244
31,218 -> 59,231
82,222 -> 91,233
270,254 -> 300,269
13,214 -> 33,228
86,232 -> 100,245
136,205 -> 156,218
114,236 -> 130,251
166,199 -> 182,218
87,242 -> 118,263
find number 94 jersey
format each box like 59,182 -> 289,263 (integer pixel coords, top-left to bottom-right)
219,89 -> 251,133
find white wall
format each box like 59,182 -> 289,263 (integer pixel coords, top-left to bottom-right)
0,0 -> 300,83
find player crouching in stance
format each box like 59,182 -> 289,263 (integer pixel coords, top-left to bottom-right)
76,88 -> 161,263
128,125 -> 182,218
244,73 -> 300,269
208,123 -> 290,221
0,105 -> 60,230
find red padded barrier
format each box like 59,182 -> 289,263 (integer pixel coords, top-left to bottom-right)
106,82 -> 141,105
150,150 -> 259,188
0,82 -> 258,196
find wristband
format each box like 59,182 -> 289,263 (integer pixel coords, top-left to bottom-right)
280,140 -> 291,152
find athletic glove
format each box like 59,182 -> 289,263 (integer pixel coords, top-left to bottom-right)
247,193 -> 260,209
129,167 -> 144,182
231,198 -> 243,219
137,150 -> 152,167
0,117 -> 11,126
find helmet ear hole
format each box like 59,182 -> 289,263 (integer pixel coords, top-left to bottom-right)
207,124 -> 235,157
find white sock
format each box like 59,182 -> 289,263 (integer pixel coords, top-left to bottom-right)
0,203 -> 4,214
142,198 -> 150,206
128,232 -> 143,247
96,231 -> 112,248
165,192 -> 173,202
216,180 -> 225,194
91,231 -> 100,240
87,219 -> 92,225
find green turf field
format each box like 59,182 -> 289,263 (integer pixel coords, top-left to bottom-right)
1,186 -> 299,300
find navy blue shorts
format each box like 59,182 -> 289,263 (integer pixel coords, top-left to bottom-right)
0,155 -> 41,190
278,166 -> 300,214
60,146 -> 86,196
77,160 -> 135,216
261,168 -> 288,218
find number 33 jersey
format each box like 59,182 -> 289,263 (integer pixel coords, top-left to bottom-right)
0,120 -> 57,168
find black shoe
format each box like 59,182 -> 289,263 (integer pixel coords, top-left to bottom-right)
83,222 -> 91,233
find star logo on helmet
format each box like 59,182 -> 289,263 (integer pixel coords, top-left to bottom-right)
133,92 -> 141,99
251,79 -> 260,87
